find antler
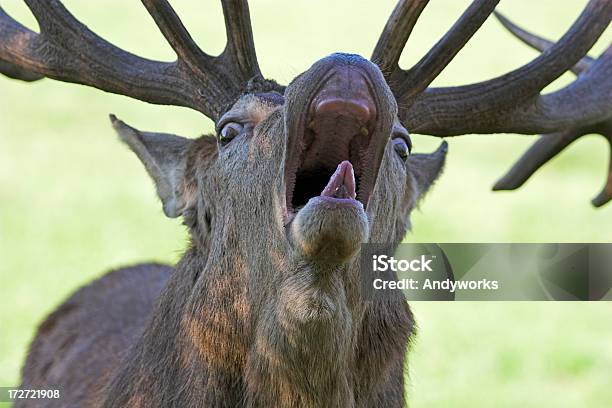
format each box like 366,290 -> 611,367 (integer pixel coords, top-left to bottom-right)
0,0 -> 267,121
491,14 -> 612,208
493,12 -> 595,76
402,0 -> 611,136
0,59 -> 42,81
371,0 -> 430,77
373,0 -> 611,206
372,0 -> 501,105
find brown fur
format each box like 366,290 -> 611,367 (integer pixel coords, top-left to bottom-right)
18,54 -> 447,407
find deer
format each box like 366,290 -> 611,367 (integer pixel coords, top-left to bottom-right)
1,0 -> 610,407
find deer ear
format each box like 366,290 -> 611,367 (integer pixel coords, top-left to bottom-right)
406,141 -> 448,200
110,115 -> 194,218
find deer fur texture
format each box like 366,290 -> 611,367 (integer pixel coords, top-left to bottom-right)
17,54 -> 447,407
5,0 -> 610,405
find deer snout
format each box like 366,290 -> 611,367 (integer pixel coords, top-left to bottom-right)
313,98 -> 372,125
284,54 -> 394,217
311,66 -> 376,126
284,54 -> 393,251
308,65 -> 377,139
287,64 -> 379,211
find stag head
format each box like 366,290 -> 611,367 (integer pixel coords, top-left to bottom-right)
1,0 -> 611,405
1,0 -> 609,209
110,51 -> 445,271
101,47 -> 446,408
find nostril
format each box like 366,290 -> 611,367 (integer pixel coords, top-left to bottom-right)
309,66 -> 377,128
313,98 -> 373,125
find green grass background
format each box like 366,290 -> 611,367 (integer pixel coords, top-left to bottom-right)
1,0 -> 611,406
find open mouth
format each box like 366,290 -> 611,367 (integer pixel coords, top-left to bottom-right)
284,78 -> 383,218
285,124 -> 373,213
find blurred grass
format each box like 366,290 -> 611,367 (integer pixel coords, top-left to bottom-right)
0,0 -> 611,407
409,302 -> 612,407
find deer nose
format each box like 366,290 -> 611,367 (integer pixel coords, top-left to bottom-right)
310,66 -> 376,128
313,98 -> 372,125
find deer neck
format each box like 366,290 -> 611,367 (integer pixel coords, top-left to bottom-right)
107,223 -> 364,406
182,237 -> 364,406
244,258 -> 362,406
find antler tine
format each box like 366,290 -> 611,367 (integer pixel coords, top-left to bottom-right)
143,0 -> 269,113
494,12 -> 594,76
141,0 -> 210,70
1,0 -> 210,116
371,0 -> 430,77
220,0 -> 262,82
396,0 -> 500,104
489,29 -> 611,207
403,0 -> 611,136
145,0 -> 264,90
2,1 -> 190,107
141,0 -> 257,114
1,0 -> 268,121
0,59 -> 42,81
494,121 -> 612,207
493,129 -> 585,191
494,56 -> 612,208
530,47 -> 611,132
592,137 -> 612,207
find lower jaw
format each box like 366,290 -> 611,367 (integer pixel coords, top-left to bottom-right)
310,196 -> 364,209
287,198 -> 370,263
284,196 -> 365,226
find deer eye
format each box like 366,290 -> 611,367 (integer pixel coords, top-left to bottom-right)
218,122 -> 244,144
392,136 -> 412,160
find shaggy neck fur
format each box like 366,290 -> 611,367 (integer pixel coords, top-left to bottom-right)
101,217 -> 399,407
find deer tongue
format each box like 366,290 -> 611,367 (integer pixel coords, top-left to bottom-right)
321,161 -> 356,199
